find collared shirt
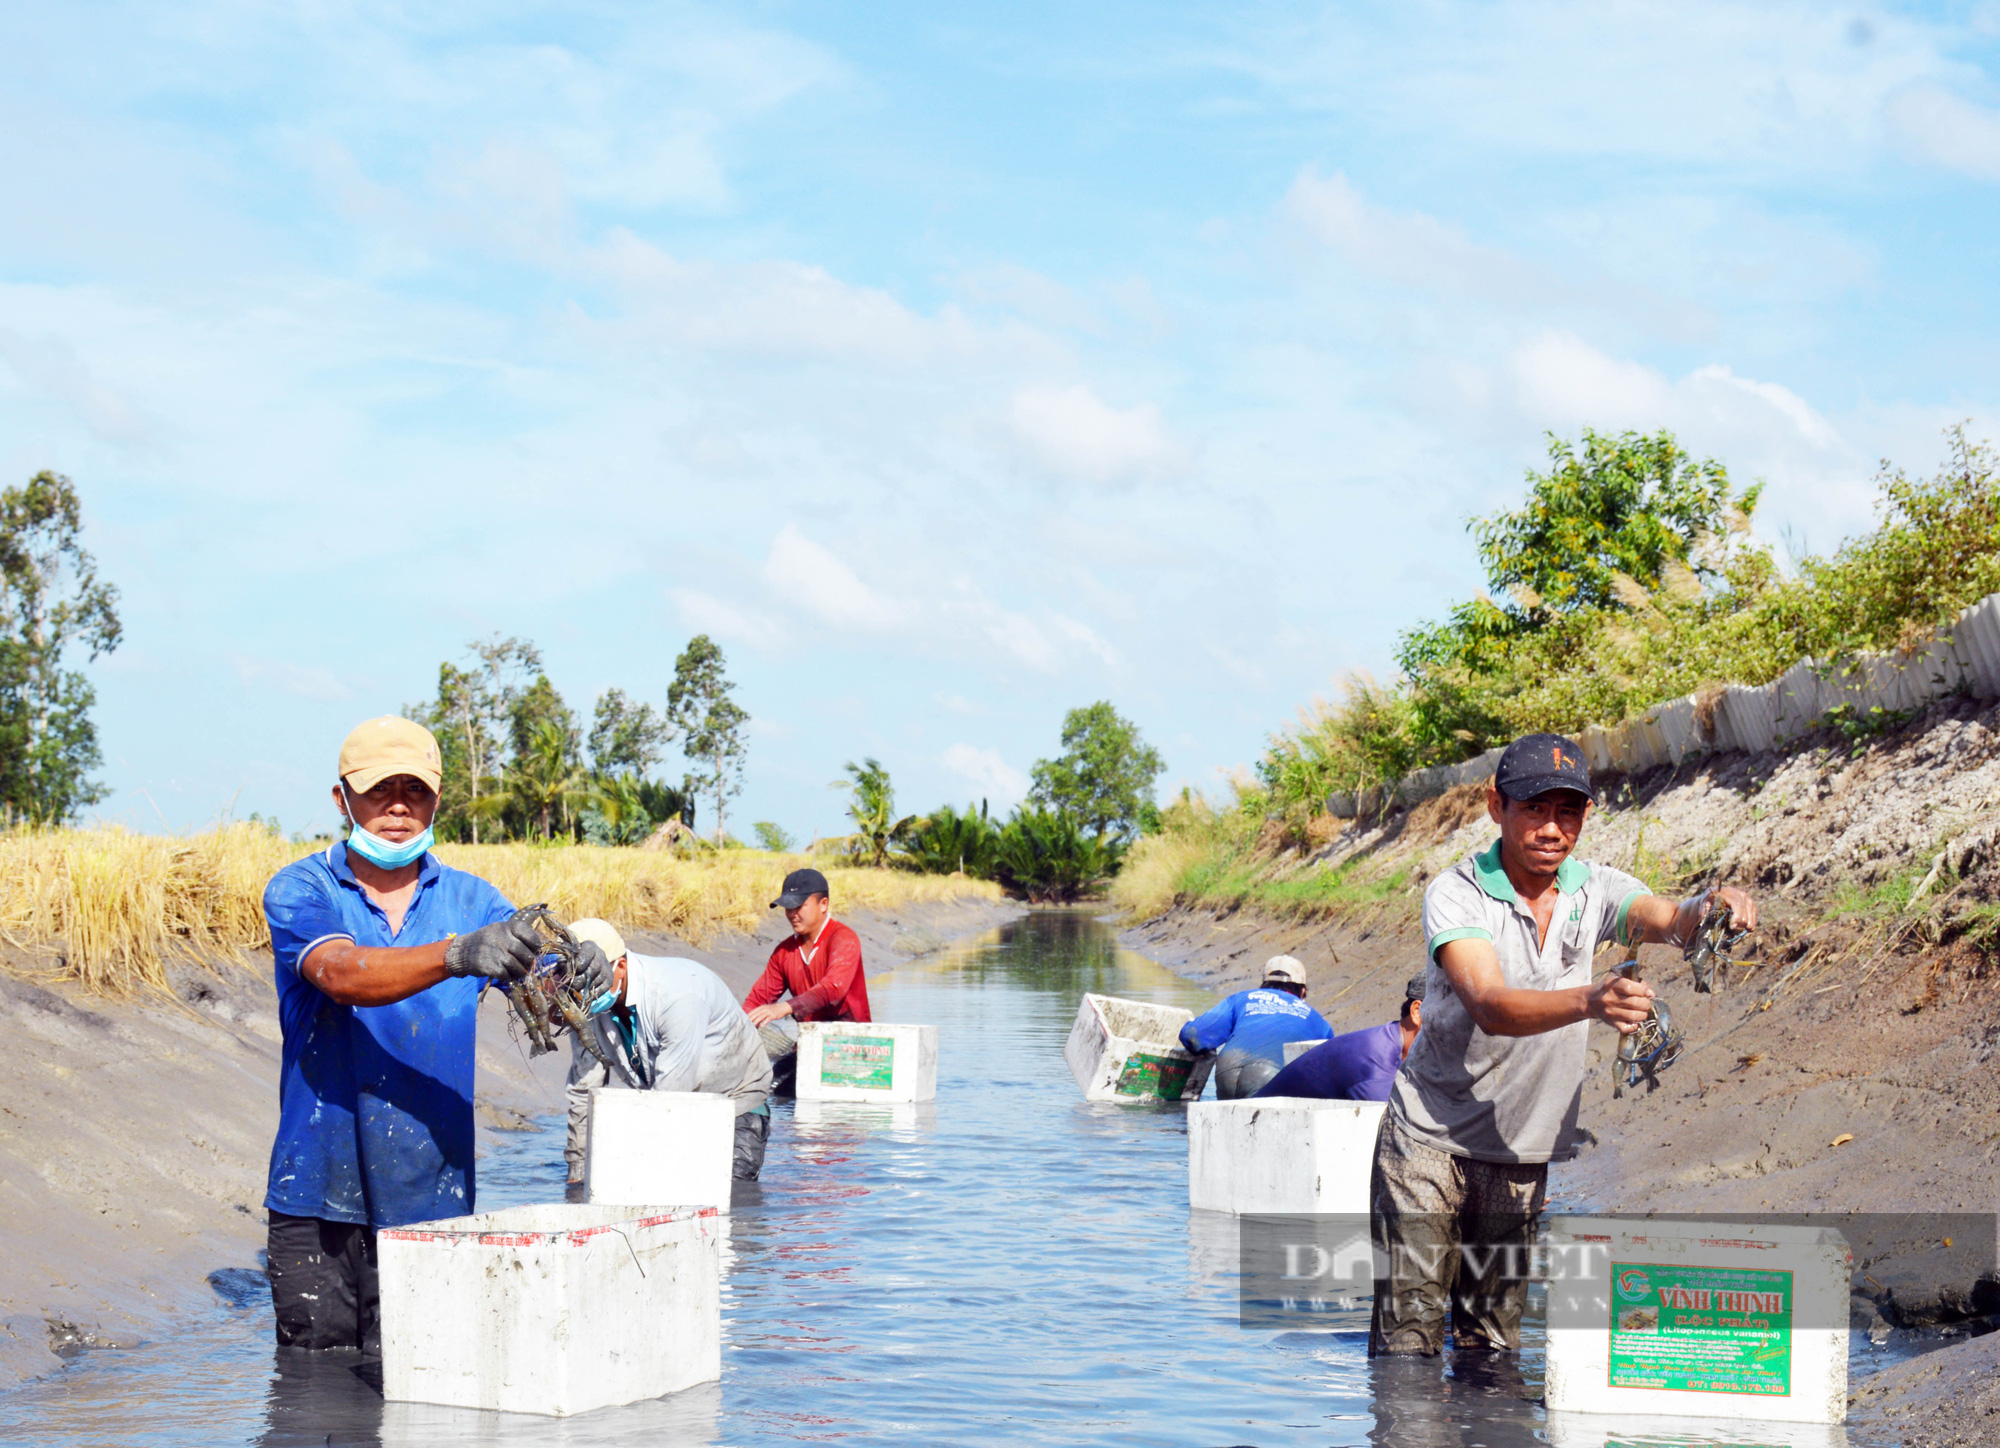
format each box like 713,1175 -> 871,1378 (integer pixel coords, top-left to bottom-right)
1254,1020 -> 1403,1102
564,952 -> 777,1177
742,919 -> 870,1022
261,842 -> 513,1228
1179,987 -> 1333,1066
1389,839 -> 1647,1165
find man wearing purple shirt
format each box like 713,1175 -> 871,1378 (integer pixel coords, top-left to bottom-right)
1252,975 -> 1425,1102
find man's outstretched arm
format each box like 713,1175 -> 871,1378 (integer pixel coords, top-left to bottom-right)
1435,937 -> 1655,1039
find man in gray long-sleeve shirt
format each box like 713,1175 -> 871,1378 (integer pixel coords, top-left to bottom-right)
562,918 -> 776,1198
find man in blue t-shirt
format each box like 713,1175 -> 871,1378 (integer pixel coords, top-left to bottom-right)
259,716 -> 550,1354
1253,975 -> 1426,1103
1179,956 -> 1334,1099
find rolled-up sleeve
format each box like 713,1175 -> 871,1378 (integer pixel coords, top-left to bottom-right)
263,866 -> 351,983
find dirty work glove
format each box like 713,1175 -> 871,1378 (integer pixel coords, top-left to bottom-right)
444,916 -> 543,981
573,941 -> 618,1012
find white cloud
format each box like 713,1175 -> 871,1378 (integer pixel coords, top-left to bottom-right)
1284,167 -> 1557,303
670,588 -> 787,651
0,326 -> 156,446
941,743 -> 1028,807
762,524 -> 906,630
934,692 -> 982,715
1509,330 -> 1844,451
1505,329 -> 1872,533
1008,383 -> 1180,485
1887,84 -> 2000,181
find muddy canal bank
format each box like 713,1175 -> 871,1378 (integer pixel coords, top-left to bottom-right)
1119,697 -> 2000,1443
0,895 -> 1022,1389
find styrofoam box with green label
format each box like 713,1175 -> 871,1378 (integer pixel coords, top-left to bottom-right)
380,1203 -> 722,1417
1064,993 -> 1215,1102
1544,1217 -> 1851,1426
584,1088 -> 734,1212
1188,1097 -> 1384,1214
796,1021 -> 938,1102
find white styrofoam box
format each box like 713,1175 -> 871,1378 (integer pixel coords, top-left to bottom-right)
584,1088 -> 733,1212
1544,1217 -> 1851,1426
796,1021 -> 937,1102
1281,1038 -> 1323,1065
1545,1409 -> 1849,1448
1065,993 -> 1214,1102
380,1203 -> 722,1417
1187,1097 -> 1385,1215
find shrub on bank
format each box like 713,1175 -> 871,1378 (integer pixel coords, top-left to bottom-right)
1121,426 -> 2000,925
1260,426 -> 2000,818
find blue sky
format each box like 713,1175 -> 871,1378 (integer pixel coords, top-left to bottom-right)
3,2 -> 1999,841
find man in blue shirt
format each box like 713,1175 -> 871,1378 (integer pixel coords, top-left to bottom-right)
1179,956 -> 1334,1099
260,716 -> 547,1354
1253,975 -> 1426,1102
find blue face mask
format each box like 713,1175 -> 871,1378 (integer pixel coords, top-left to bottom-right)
341,784 -> 434,868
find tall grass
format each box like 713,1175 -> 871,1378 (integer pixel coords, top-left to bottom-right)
0,826 -> 1000,996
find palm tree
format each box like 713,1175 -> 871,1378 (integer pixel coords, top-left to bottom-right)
842,757 -> 920,867
509,719 -> 592,839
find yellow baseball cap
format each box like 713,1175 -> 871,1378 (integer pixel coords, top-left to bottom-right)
338,716 -> 443,795
568,918 -> 628,962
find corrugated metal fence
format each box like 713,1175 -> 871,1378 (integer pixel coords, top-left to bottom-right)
1327,590 -> 2000,818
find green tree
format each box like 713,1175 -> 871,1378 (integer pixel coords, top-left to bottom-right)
501,676 -> 585,839
581,773 -> 654,845
1473,428 -> 1755,618
589,687 -> 672,777
751,821 -> 795,853
1028,702 -> 1165,841
1395,428 -> 1756,757
407,636 -> 541,843
842,757 -> 919,867
900,800 -> 996,876
0,471 -> 121,822
990,806 -> 1123,902
666,635 -> 749,844
508,717 -> 591,840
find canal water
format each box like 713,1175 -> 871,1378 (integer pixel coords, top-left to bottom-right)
0,912 -> 1891,1446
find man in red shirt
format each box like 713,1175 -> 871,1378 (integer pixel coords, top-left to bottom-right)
744,869 -> 870,1094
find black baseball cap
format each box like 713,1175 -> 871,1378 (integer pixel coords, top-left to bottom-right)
771,867 -> 830,910
1403,974 -> 1427,1004
1493,732 -> 1596,804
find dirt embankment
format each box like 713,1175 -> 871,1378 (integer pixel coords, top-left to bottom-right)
0,895 -> 1021,1389
1123,695 -> 2000,1442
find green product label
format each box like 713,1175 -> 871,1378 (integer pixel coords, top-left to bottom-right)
820,1034 -> 897,1090
1114,1052 -> 1192,1100
1607,1260 -> 1793,1397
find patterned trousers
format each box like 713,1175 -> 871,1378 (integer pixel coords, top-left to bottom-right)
1367,1114 -> 1548,1355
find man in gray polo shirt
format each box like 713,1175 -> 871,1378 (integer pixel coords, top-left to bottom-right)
1370,731 -> 1759,1357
